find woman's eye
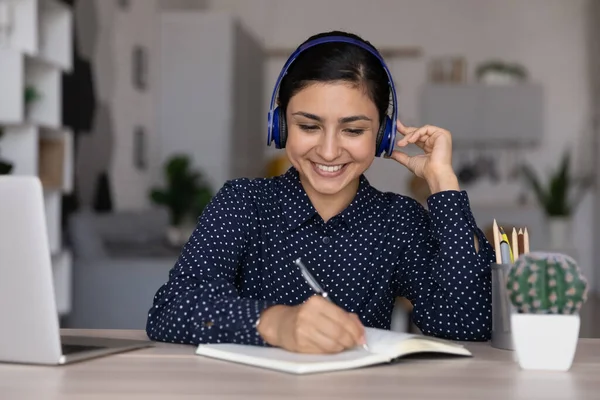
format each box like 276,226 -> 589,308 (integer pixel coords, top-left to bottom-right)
299,124 -> 319,132
345,129 -> 365,135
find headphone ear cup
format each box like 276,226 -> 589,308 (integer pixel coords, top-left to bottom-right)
271,107 -> 283,148
376,116 -> 394,156
376,115 -> 396,157
279,111 -> 288,149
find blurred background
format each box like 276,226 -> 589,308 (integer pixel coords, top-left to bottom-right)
1,0 -> 599,335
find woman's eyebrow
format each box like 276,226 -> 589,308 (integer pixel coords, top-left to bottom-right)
291,112 -> 372,124
339,115 -> 372,123
291,111 -> 322,122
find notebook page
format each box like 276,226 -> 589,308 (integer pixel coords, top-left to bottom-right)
365,327 -> 471,359
196,343 -> 389,374
364,327 -> 416,355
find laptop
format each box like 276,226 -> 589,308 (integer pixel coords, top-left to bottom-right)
0,176 -> 152,365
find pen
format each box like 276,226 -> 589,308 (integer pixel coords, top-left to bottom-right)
500,241 -> 511,265
499,226 -> 513,263
294,258 -> 369,352
295,257 -> 330,300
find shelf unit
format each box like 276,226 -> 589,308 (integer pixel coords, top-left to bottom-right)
419,83 -> 544,146
0,0 -> 73,316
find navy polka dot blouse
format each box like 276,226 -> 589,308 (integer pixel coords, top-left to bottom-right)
146,167 -> 495,346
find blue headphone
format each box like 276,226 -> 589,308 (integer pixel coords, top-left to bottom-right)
267,35 -> 398,157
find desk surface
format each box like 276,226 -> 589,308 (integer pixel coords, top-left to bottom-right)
1,329 -> 599,400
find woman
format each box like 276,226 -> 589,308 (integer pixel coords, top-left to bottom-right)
146,31 -> 495,354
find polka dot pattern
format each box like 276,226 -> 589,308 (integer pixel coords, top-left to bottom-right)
146,167 -> 495,346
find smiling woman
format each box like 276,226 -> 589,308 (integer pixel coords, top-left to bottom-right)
284,82 -> 379,220
146,31 -> 495,355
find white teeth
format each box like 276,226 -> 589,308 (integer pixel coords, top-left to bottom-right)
316,164 -> 343,172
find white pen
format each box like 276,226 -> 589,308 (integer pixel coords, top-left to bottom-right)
294,258 -> 370,352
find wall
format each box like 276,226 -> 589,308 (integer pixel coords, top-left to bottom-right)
589,0 -> 600,292
157,12 -> 234,191
110,0 -> 159,210
158,0 -> 208,10
70,0 -> 597,287
156,11 -> 265,192
74,0 -> 209,211
206,0 -> 596,287
74,0 -> 159,211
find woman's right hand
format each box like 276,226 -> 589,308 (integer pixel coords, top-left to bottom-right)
257,295 -> 366,354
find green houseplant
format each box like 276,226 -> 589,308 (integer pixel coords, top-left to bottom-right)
149,154 -> 213,247
24,86 -> 41,104
520,149 -> 573,217
24,85 -> 42,116
520,149 -> 591,248
506,251 -> 588,371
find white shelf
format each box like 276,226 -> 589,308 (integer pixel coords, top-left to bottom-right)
52,248 -> 71,316
0,124 -> 38,174
38,0 -> 71,71
420,83 -> 544,145
24,55 -> 60,128
1,0 -> 73,318
0,0 -> 38,55
0,0 -> 71,70
43,188 -> 61,254
0,48 -> 24,123
0,48 -> 64,127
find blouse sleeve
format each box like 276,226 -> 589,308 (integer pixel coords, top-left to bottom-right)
393,190 -> 495,341
145,181 -> 276,346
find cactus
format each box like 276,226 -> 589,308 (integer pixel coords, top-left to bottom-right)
506,251 -> 588,314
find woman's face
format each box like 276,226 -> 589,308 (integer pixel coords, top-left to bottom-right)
284,81 -> 379,199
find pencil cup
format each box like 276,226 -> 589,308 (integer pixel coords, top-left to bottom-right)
491,263 -> 515,350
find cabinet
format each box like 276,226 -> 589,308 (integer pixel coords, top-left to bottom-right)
419,83 -> 544,145
157,11 -> 265,190
0,0 -> 73,316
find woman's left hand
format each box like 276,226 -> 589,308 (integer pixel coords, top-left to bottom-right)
388,120 -> 460,193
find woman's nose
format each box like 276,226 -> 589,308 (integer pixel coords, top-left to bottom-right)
315,130 -> 342,161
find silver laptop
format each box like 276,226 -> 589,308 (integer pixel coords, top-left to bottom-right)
0,176 -> 152,365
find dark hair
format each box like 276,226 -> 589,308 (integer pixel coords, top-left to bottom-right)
277,31 -> 391,125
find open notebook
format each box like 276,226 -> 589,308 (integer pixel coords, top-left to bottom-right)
195,327 -> 472,374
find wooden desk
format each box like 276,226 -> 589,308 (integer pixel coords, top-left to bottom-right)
1,329 -> 599,400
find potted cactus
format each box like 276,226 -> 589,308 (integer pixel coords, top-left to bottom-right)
506,252 -> 589,371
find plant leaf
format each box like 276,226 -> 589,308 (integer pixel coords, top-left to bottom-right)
520,164 -> 548,208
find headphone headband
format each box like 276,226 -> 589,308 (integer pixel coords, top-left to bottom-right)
267,35 -> 398,157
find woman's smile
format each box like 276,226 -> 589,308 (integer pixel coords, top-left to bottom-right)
311,162 -> 348,177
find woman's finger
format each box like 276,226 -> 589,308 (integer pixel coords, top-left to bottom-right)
303,327 -> 345,353
397,124 -> 436,146
317,304 -> 364,348
408,125 -> 435,143
349,313 -> 367,345
389,149 -> 411,167
301,296 -> 363,351
309,313 -> 356,352
396,119 -> 406,131
396,119 -> 419,134
396,121 -> 417,138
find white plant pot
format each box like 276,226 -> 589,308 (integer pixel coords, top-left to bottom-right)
511,313 -> 580,371
546,216 -> 573,248
480,71 -> 520,85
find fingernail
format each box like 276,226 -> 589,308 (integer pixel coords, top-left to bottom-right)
361,335 -> 366,345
